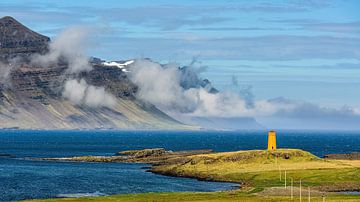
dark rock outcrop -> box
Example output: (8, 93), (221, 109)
(116, 148), (167, 158)
(7, 64), (137, 105)
(9, 65), (67, 104)
(81, 65), (138, 98)
(179, 65), (218, 93)
(324, 152), (360, 160)
(0, 16), (50, 61)
(0, 153), (15, 158)
(37, 148), (214, 165)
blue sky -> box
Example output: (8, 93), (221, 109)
(1, 0), (360, 109)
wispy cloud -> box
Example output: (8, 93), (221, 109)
(190, 27), (285, 31)
(31, 26), (94, 73)
(100, 35), (360, 61)
(63, 79), (116, 108)
(128, 59), (360, 130)
(273, 62), (360, 70)
(0, 4), (234, 31)
(0, 0), (333, 32)
(268, 19), (360, 34)
(301, 21), (360, 34)
(225, 0), (332, 13)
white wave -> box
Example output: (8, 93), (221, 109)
(57, 191), (107, 198)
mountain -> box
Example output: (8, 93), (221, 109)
(0, 16), (50, 61)
(0, 16), (191, 130)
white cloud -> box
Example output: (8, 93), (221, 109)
(62, 79), (87, 104)
(0, 62), (13, 86)
(0, 57), (23, 87)
(85, 85), (116, 107)
(128, 59), (271, 117)
(31, 26), (93, 73)
(128, 59), (360, 122)
(63, 79), (116, 108)
(129, 59), (198, 113)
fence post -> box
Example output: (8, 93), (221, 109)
(279, 166), (282, 181)
(291, 178), (293, 200)
(285, 170), (287, 188)
(300, 179), (302, 202)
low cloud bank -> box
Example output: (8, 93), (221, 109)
(63, 79), (116, 108)
(32, 26), (115, 108)
(268, 97), (359, 119)
(128, 59), (360, 129)
(0, 62), (13, 86)
(1, 26), (93, 87)
(129, 59), (197, 113)
(127, 59), (301, 117)
(0, 57), (24, 87)
(129, 59), (249, 117)
(31, 26), (93, 74)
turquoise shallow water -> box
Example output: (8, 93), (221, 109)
(0, 130), (359, 201)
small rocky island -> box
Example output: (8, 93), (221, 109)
(0, 153), (14, 158)
(38, 148), (214, 165)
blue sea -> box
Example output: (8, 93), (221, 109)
(0, 130), (359, 201)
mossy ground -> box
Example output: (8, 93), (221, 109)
(25, 149), (360, 201)
(24, 191), (360, 202)
(152, 149), (360, 188)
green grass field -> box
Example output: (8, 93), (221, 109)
(25, 149), (360, 202)
(25, 191), (360, 202)
(152, 149), (360, 190)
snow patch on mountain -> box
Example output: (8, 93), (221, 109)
(101, 60), (134, 72)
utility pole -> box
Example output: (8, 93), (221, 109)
(300, 179), (302, 202)
(279, 166), (281, 181)
(291, 178), (293, 200)
(284, 170), (287, 188)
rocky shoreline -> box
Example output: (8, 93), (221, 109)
(36, 148), (214, 165)
(324, 152), (360, 160)
(35, 148), (230, 184)
(32, 148), (360, 194)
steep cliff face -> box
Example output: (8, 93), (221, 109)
(0, 16), (50, 61)
(0, 17), (190, 130)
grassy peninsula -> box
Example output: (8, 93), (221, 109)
(26, 148), (360, 202)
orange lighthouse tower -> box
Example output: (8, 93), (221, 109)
(267, 130), (277, 151)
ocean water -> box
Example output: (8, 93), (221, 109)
(0, 130), (359, 201)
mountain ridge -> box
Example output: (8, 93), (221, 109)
(0, 16), (264, 130)
(0, 16), (50, 61)
(0, 16), (192, 130)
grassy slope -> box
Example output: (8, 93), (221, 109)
(25, 191), (360, 202)
(25, 149), (360, 202)
(152, 149), (360, 189)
